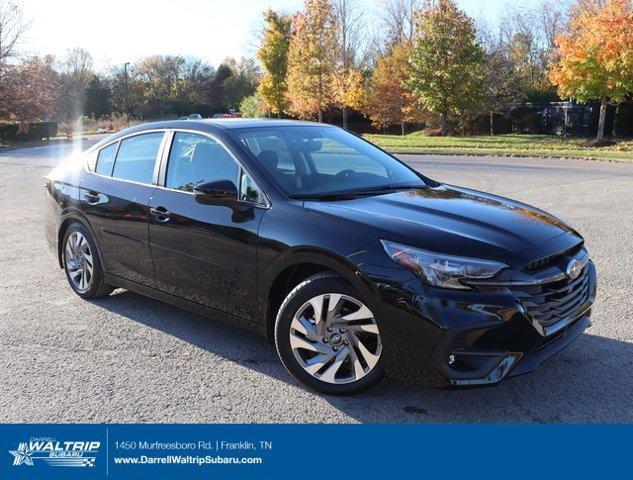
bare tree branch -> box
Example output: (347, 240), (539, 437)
(334, 0), (367, 68)
(379, 0), (422, 46)
(0, 0), (29, 71)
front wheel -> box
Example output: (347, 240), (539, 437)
(274, 273), (385, 395)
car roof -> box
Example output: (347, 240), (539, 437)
(87, 119), (335, 153)
(200, 118), (331, 129)
(132, 118), (329, 132)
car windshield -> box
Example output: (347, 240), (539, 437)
(230, 126), (426, 198)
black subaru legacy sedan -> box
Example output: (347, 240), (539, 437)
(44, 119), (597, 394)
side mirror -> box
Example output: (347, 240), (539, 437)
(193, 180), (238, 205)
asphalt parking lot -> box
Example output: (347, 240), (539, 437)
(1, 138), (632, 423)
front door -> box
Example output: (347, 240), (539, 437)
(148, 131), (266, 322)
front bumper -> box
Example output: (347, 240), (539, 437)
(373, 260), (597, 387)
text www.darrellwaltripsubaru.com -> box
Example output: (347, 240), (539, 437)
(113, 455), (263, 466)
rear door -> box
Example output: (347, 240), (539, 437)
(148, 131), (266, 322)
(81, 131), (167, 286)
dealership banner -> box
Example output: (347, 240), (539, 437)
(0, 424), (627, 479)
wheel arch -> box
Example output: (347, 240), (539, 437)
(56, 211), (101, 269)
(261, 248), (377, 342)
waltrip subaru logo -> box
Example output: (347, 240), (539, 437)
(9, 437), (100, 468)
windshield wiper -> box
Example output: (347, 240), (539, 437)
(349, 183), (426, 194)
(291, 183), (426, 200)
(290, 192), (360, 200)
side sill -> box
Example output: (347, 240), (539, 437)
(104, 273), (266, 337)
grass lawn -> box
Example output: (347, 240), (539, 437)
(364, 133), (633, 161)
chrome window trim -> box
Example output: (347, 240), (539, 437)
(94, 140), (121, 177)
(83, 129), (168, 189)
(158, 128), (271, 209)
(82, 127), (271, 209)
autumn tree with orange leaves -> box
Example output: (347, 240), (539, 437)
(0, 56), (59, 126)
(286, 0), (338, 122)
(363, 42), (426, 135)
(549, 0), (633, 139)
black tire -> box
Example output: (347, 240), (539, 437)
(62, 222), (113, 299)
(274, 273), (385, 395)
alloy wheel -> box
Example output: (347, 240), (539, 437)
(64, 231), (94, 293)
(289, 293), (382, 385)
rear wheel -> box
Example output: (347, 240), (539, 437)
(274, 273), (385, 395)
(62, 222), (113, 299)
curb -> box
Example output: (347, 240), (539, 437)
(0, 134), (105, 152)
(386, 150), (633, 163)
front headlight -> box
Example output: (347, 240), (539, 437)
(381, 240), (508, 289)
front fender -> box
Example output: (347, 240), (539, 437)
(264, 246), (377, 294)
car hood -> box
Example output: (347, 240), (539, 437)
(305, 185), (578, 264)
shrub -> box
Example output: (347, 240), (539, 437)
(0, 123), (19, 143)
(0, 121), (57, 143)
(240, 93), (267, 118)
(613, 101), (633, 138)
(71, 114), (131, 134)
(522, 112), (540, 133)
(422, 127), (443, 136)
(492, 115), (513, 134)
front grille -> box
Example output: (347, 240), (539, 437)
(524, 243), (583, 272)
(509, 266), (590, 327)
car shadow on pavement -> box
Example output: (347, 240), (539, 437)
(92, 290), (633, 423)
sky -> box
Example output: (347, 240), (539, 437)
(17, 0), (543, 71)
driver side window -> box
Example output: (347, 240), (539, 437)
(166, 133), (239, 192)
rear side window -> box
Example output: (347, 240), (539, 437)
(166, 133), (239, 192)
(112, 132), (164, 184)
(95, 142), (118, 176)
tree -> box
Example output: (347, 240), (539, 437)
(286, 0), (338, 121)
(0, 0), (29, 118)
(483, 47), (522, 134)
(220, 57), (261, 110)
(332, 0), (366, 128)
(364, 42), (426, 135)
(136, 55), (184, 116)
(549, 0), (633, 139)
(109, 64), (145, 118)
(0, 0), (28, 74)
(205, 62), (233, 111)
(0, 55), (59, 125)
(333, 67), (365, 128)
(57, 48), (95, 122)
(84, 75), (112, 118)
(408, 0), (485, 135)
(257, 9), (292, 117)
(240, 92), (267, 118)
(176, 57), (214, 106)
(379, 0), (421, 47)
(499, 1), (570, 100)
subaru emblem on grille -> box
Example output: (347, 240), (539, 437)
(566, 258), (584, 279)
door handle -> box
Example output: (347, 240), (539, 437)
(84, 190), (108, 205)
(150, 206), (171, 222)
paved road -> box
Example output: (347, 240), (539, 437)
(1, 139), (632, 423)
